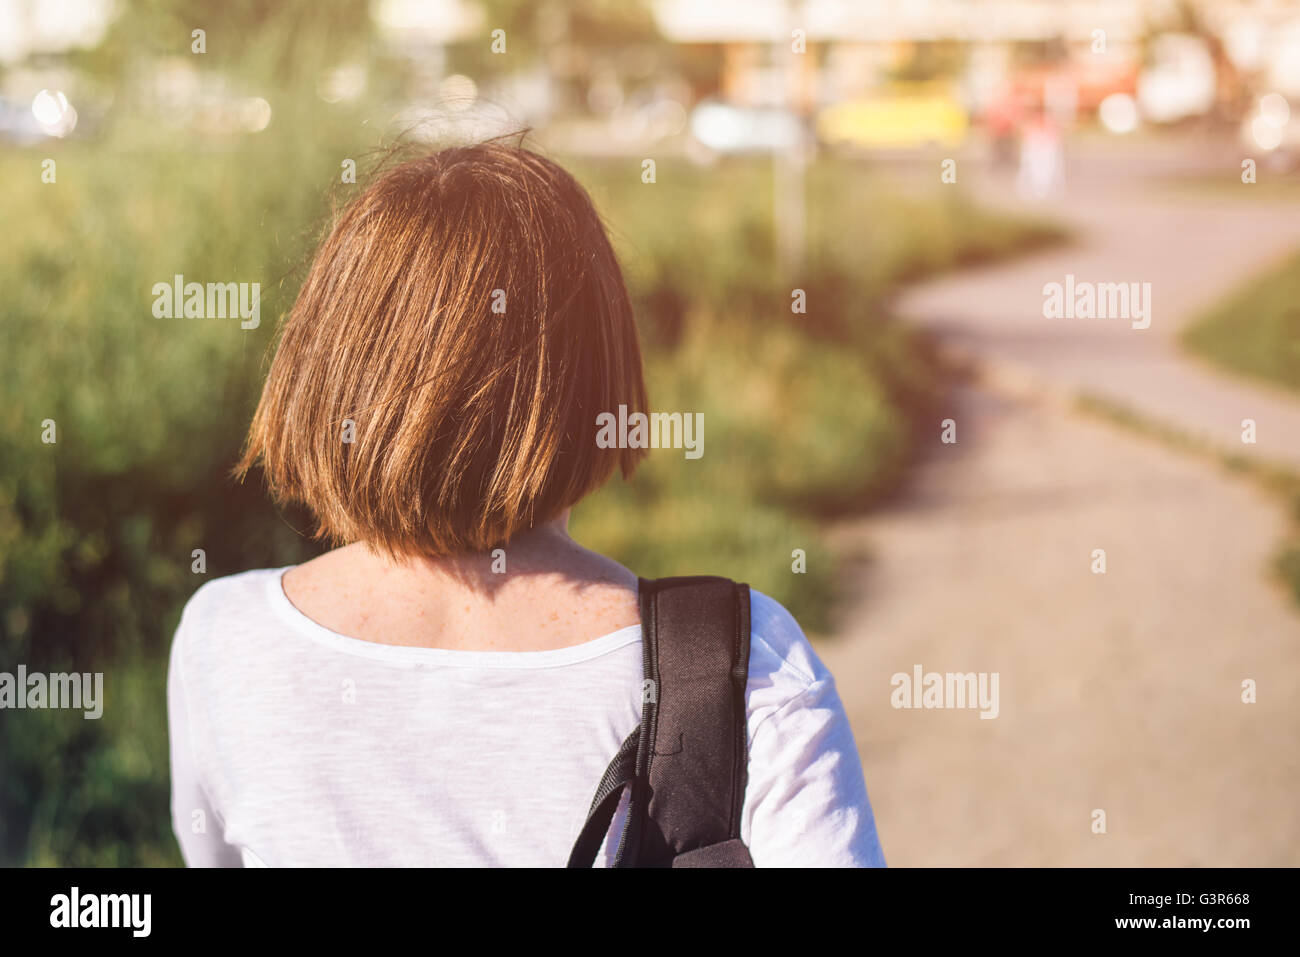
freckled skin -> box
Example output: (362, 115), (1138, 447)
(281, 510), (641, 652)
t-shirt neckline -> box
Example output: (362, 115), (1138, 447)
(265, 566), (643, 669)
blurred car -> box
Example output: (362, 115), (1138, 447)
(816, 83), (968, 150)
(688, 99), (806, 154)
(1137, 33), (1216, 123)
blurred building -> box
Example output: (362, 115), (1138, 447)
(651, 0), (1300, 153)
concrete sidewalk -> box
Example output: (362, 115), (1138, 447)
(894, 176), (1300, 468)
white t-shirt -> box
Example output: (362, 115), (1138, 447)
(167, 567), (885, 867)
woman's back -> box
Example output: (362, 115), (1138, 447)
(168, 542), (884, 866)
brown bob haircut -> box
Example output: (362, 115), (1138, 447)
(237, 142), (648, 556)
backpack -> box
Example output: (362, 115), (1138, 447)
(566, 576), (754, 868)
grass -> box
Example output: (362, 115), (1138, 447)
(1175, 241), (1300, 602)
(1076, 394), (1300, 609)
(1182, 251), (1300, 396)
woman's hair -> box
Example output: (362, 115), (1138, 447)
(236, 142), (648, 556)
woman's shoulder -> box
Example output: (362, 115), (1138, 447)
(166, 568), (294, 726)
(180, 566), (286, 620)
(172, 567), (289, 660)
(744, 588), (835, 709)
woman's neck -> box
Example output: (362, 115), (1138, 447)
(280, 513), (641, 651)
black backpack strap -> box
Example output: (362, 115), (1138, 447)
(567, 575), (753, 868)
(565, 727), (639, 868)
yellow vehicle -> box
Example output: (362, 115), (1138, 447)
(817, 83), (968, 150)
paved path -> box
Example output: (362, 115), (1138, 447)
(901, 166), (1300, 468)
(819, 151), (1300, 866)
